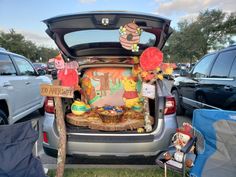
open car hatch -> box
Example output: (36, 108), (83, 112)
(44, 11), (173, 59)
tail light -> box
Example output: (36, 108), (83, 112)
(164, 96), (176, 115)
(43, 132), (49, 143)
(44, 97), (55, 113)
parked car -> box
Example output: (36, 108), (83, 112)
(33, 62), (48, 75)
(47, 58), (55, 74)
(0, 50), (51, 124)
(171, 45), (236, 115)
(42, 11), (177, 158)
(164, 69), (188, 80)
(177, 63), (187, 70)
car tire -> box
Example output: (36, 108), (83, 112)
(38, 107), (45, 116)
(0, 109), (8, 125)
(172, 90), (185, 115)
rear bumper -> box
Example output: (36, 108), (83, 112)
(43, 112), (177, 157)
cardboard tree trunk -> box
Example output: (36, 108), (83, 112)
(40, 80), (74, 177)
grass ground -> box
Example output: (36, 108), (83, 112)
(48, 168), (181, 177)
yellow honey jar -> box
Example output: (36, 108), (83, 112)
(71, 101), (87, 115)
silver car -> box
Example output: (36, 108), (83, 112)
(0, 50), (51, 124)
(42, 11), (177, 158)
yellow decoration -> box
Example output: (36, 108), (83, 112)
(155, 67), (161, 72)
(71, 100), (87, 115)
(137, 127), (145, 133)
(156, 74), (164, 80)
(141, 71), (148, 78)
(133, 56), (139, 64)
(85, 104), (91, 111)
(132, 65), (142, 77)
(132, 103), (143, 112)
(122, 77), (140, 108)
(164, 67), (173, 75)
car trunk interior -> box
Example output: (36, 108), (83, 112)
(61, 57), (160, 134)
(42, 12), (174, 140)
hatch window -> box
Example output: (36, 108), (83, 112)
(64, 29), (156, 47)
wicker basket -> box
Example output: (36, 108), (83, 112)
(99, 112), (124, 123)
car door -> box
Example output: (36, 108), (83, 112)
(0, 53), (25, 119)
(207, 49), (236, 109)
(179, 53), (216, 108)
(228, 56), (236, 110)
(11, 55), (41, 111)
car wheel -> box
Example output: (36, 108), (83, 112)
(38, 106), (45, 116)
(0, 109), (8, 125)
(172, 90), (185, 115)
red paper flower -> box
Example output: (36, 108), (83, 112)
(140, 47), (163, 71)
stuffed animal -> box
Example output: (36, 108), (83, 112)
(164, 123), (196, 168)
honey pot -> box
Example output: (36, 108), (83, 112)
(71, 100), (87, 115)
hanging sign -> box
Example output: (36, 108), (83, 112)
(40, 84), (74, 98)
(141, 83), (155, 99)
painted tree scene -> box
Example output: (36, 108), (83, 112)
(81, 67), (141, 107)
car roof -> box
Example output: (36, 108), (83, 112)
(200, 45), (236, 59)
(0, 49), (26, 58)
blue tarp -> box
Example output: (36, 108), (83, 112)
(190, 109), (236, 177)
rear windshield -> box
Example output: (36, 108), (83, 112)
(64, 29), (156, 47)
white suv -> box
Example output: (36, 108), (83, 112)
(0, 49), (51, 124)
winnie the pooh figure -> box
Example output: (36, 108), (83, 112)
(122, 77), (140, 108)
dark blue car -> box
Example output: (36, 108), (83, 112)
(171, 45), (236, 115)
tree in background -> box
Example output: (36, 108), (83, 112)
(164, 9), (236, 64)
(0, 29), (58, 62)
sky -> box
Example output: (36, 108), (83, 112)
(0, 0), (235, 48)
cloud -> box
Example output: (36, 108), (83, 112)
(20, 30), (57, 48)
(179, 13), (199, 23)
(156, 0), (236, 15)
(154, 0), (236, 28)
(79, 0), (96, 4)
(0, 27), (57, 48)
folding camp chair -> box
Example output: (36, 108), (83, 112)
(0, 120), (47, 177)
(155, 124), (197, 177)
(156, 109), (236, 177)
(190, 109), (236, 177)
